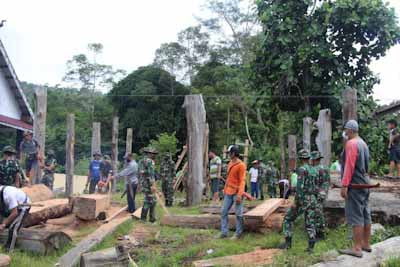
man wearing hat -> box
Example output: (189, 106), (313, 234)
(19, 131), (40, 180)
(311, 150), (330, 240)
(160, 152), (175, 207)
(111, 153), (138, 213)
(40, 150), (57, 190)
(265, 160), (278, 198)
(86, 152), (102, 194)
(138, 147), (158, 222)
(338, 120), (371, 258)
(249, 160), (259, 198)
(278, 149), (317, 253)
(0, 146), (23, 187)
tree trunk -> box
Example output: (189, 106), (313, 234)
(183, 95), (206, 206)
(279, 134), (286, 179)
(315, 109), (332, 166)
(81, 248), (128, 267)
(342, 88), (357, 124)
(23, 198), (71, 227)
(303, 117), (313, 152)
(0, 229), (71, 255)
(111, 117), (119, 192)
(65, 114), (75, 197)
(22, 184), (54, 202)
(244, 139), (250, 166)
(33, 86), (47, 184)
(125, 128), (133, 156)
(203, 123), (210, 194)
(91, 122), (101, 159)
(288, 135), (297, 171)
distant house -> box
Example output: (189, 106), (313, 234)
(0, 39), (33, 139)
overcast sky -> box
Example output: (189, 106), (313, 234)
(1, 0), (399, 104)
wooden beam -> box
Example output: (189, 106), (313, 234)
(23, 198), (71, 227)
(201, 205), (250, 215)
(33, 86), (47, 184)
(22, 184), (54, 202)
(111, 116), (119, 192)
(288, 135), (297, 171)
(303, 117), (313, 151)
(65, 114), (75, 197)
(342, 88), (357, 124)
(72, 194), (110, 221)
(315, 109), (332, 166)
(91, 122), (101, 159)
(125, 128), (133, 155)
(243, 198), (284, 223)
(173, 162), (188, 191)
(174, 145), (187, 171)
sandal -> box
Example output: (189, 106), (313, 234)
(338, 249), (363, 258)
(362, 247), (372, 253)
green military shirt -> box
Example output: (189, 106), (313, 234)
(0, 159), (21, 186)
(160, 157), (175, 181)
(44, 157), (57, 174)
(315, 164), (330, 200)
(296, 164), (317, 203)
(138, 156), (155, 194)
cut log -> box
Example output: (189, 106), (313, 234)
(312, 236), (400, 267)
(131, 207), (142, 220)
(72, 194), (110, 220)
(65, 114), (75, 197)
(200, 205), (250, 215)
(22, 184), (54, 202)
(104, 205), (128, 223)
(315, 109), (332, 166)
(303, 117), (313, 152)
(193, 249), (281, 267)
(80, 247), (127, 267)
(33, 86), (47, 184)
(58, 214), (130, 267)
(0, 229), (71, 255)
(244, 198), (284, 223)
(288, 135), (297, 171)
(0, 254), (10, 267)
(23, 198), (72, 227)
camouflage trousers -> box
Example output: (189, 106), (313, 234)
(143, 193), (156, 209)
(41, 173), (54, 190)
(162, 178), (174, 204)
(258, 180), (265, 199)
(282, 195), (317, 240)
(315, 196), (326, 233)
(267, 179), (277, 198)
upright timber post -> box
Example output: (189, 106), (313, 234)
(315, 109), (332, 166)
(183, 95), (206, 206)
(244, 139), (249, 165)
(111, 117), (119, 192)
(288, 135), (297, 171)
(342, 88), (357, 124)
(91, 122), (101, 159)
(222, 145), (227, 159)
(125, 128), (133, 156)
(65, 114), (75, 197)
(33, 86), (47, 184)
(203, 123), (210, 195)
(303, 117), (313, 152)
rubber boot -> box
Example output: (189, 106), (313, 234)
(149, 205), (156, 223)
(306, 239), (316, 253)
(140, 208), (149, 221)
(316, 232), (326, 241)
(278, 237), (292, 249)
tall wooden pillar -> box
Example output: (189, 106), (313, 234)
(125, 128), (133, 156)
(303, 117), (313, 152)
(91, 122), (101, 159)
(111, 117), (119, 192)
(65, 114), (75, 197)
(244, 139), (249, 165)
(315, 109), (332, 166)
(33, 86), (47, 184)
(288, 135), (297, 171)
(342, 88), (357, 124)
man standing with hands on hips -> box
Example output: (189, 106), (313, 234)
(218, 145), (246, 240)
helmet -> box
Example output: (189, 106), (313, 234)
(2, 146), (16, 154)
(310, 151), (323, 160)
(227, 145), (240, 156)
(143, 147), (158, 154)
(298, 149), (310, 159)
(47, 149), (55, 156)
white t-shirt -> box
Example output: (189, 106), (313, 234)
(249, 167), (258, 183)
(209, 156), (222, 179)
(0, 186), (30, 211)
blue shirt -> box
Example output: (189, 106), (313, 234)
(89, 160), (101, 182)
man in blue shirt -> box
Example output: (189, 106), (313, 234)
(86, 152), (102, 194)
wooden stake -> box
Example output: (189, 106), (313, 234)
(174, 145), (187, 171)
(203, 123), (210, 194)
(244, 139), (249, 165)
(33, 86), (47, 184)
(111, 116), (119, 192)
(125, 128), (133, 156)
(65, 114), (75, 197)
(303, 117), (313, 152)
(342, 88), (357, 124)
(223, 145), (227, 159)
(288, 135), (297, 171)
(315, 109), (332, 166)
(91, 122), (101, 159)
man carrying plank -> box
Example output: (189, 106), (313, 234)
(0, 185), (31, 252)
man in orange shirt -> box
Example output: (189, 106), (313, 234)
(218, 145), (247, 239)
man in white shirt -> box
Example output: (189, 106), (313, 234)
(249, 160), (259, 198)
(0, 185), (30, 252)
(209, 151), (222, 202)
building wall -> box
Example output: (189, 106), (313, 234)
(0, 68), (22, 120)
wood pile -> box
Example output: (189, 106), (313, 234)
(23, 198), (72, 227)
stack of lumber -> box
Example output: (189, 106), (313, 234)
(24, 198), (72, 227)
(72, 194), (110, 220)
(243, 198), (284, 227)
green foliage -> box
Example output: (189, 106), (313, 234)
(74, 157), (90, 176)
(149, 132), (178, 156)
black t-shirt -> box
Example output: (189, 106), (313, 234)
(390, 128), (400, 148)
(100, 161), (113, 178)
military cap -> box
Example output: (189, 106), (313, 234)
(143, 147), (158, 154)
(298, 149), (311, 159)
(2, 146), (16, 154)
(310, 151), (323, 160)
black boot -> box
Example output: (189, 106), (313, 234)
(316, 232), (326, 241)
(149, 205), (156, 223)
(278, 237), (292, 249)
(306, 239), (315, 253)
(140, 208), (149, 221)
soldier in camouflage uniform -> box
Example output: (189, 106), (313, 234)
(265, 161), (278, 198)
(160, 153), (175, 207)
(311, 151), (330, 240)
(41, 150), (57, 190)
(258, 160), (267, 200)
(0, 146), (23, 187)
(138, 147), (158, 222)
(278, 149), (318, 253)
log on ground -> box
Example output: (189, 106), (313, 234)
(81, 247), (128, 267)
(312, 236), (400, 267)
(72, 194), (110, 220)
(200, 205), (251, 215)
(22, 184), (54, 202)
(0, 229), (71, 255)
(243, 198), (284, 224)
(23, 198), (72, 227)
(193, 249), (281, 267)
(0, 254), (10, 267)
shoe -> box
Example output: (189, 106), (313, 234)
(316, 232), (326, 241)
(140, 208), (149, 221)
(338, 249), (363, 258)
(216, 233), (228, 239)
(277, 237), (292, 249)
(305, 240), (315, 253)
(362, 247), (372, 253)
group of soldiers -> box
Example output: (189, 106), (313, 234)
(254, 160), (279, 200)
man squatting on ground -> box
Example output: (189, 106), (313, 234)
(219, 145), (246, 239)
(0, 185), (30, 252)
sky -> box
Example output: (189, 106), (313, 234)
(0, 0), (399, 104)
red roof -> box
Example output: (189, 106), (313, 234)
(0, 114), (33, 131)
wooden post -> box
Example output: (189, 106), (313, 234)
(315, 109), (332, 166)
(91, 122), (101, 159)
(342, 88), (357, 124)
(279, 134), (286, 179)
(33, 86), (47, 184)
(125, 128), (133, 156)
(303, 117), (313, 152)
(222, 145), (227, 159)
(183, 95), (206, 206)
(111, 117), (119, 192)
(244, 139), (249, 165)
(288, 135), (297, 171)
(65, 114), (75, 197)
(203, 123), (210, 195)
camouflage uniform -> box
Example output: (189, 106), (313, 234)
(160, 153), (175, 207)
(139, 147), (157, 222)
(0, 146), (23, 187)
(280, 149), (317, 252)
(258, 162), (267, 200)
(266, 161), (278, 198)
(41, 151), (57, 190)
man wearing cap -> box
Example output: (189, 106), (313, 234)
(311, 151), (330, 240)
(112, 153), (138, 213)
(249, 160), (259, 198)
(209, 151), (222, 202)
(278, 149), (317, 253)
(40, 150), (57, 190)
(86, 152), (102, 194)
(0, 146), (23, 187)
(266, 161), (278, 198)
(219, 145), (246, 240)
(160, 152), (175, 207)
(338, 120), (371, 258)
(19, 131), (40, 180)
(138, 147), (158, 222)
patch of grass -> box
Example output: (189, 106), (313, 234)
(382, 257), (400, 267)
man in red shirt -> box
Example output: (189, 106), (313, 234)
(218, 145), (246, 239)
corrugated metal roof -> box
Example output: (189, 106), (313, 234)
(0, 114), (33, 131)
